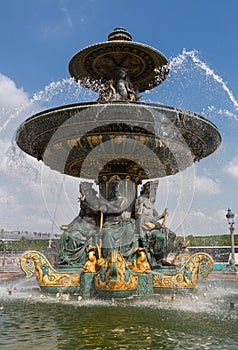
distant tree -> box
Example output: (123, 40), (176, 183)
(0, 240), (4, 251)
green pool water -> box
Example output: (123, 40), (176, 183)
(0, 279), (237, 349)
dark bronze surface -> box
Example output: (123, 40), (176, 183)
(16, 102), (221, 180)
(69, 32), (169, 93)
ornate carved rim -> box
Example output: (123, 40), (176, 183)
(16, 102), (221, 180)
(69, 41), (169, 93)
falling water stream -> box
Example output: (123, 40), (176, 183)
(1, 50), (238, 349)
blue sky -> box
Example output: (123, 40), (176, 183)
(1, 0), (238, 237)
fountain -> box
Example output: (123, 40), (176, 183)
(16, 28), (221, 298)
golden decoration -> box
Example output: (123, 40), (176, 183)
(83, 246), (105, 273)
(142, 222), (156, 230)
(131, 248), (151, 273)
(95, 250), (138, 291)
(20, 251), (80, 287)
(153, 253), (214, 289)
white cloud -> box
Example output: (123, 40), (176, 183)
(60, 1), (73, 29)
(0, 139), (10, 172)
(0, 74), (38, 137)
(0, 170), (53, 232)
(181, 208), (228, 236)
(225, 155), (238, 180)
(0, 74), (41, 181)
(0, 74), (28, 110)
(163, 207), (229, 236)
(0, 74), (47, 231)
(40, 2), (73, 37)
(194, 175), (221, 195)
(0, 187), (18, 205)
(0, 137), (40, 185)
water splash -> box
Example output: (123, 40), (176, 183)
(31, 77), (97, 104)
(32, 77), (75, 102)
(0, 77), (97, 135)
(169, 49), (238, 120)
(1, 277), (237, 319)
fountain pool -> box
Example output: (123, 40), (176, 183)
(0, 277), (237, 349)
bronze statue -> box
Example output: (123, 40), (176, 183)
(58, 183), (100, 266)
(112, 67), (135, 101)
(135, 181), (176, 266)
(98, 67), (140, 102)
(100, 176), (137, 258)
